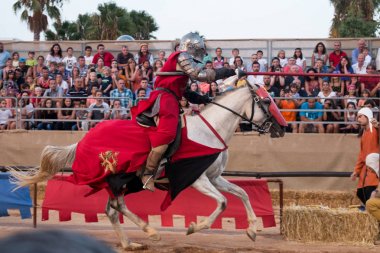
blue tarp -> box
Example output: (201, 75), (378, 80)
(0, 172), (32, 219)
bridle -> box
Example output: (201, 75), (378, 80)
(210, 85), (274, 134)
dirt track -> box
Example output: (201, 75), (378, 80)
(0, 209), (379, 253)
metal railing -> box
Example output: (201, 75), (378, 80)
(0, 95), (379, 131)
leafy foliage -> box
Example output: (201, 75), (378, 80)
(338, 9), (379, 37)
(13, 0), (66, 41)
(44, 2), (159, 40)
(330, 0), (380, 37)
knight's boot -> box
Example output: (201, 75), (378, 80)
(142, 144), (168, 192)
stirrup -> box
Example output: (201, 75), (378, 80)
(142, 175), (154, 191)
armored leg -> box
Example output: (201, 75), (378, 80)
(141, 144), (168, 192)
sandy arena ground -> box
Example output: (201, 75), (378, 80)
(0, 207), (379, 253)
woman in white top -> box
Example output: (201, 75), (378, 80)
(311, 42), (328, 66)
(293, 48), (306, 71)
(317, 81), (337, 104)
(45, 43), (63, 66)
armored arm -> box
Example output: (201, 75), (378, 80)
(178, 52), (235, 82)
(183, 89), (211, 104)
(178, 52), (214, 82)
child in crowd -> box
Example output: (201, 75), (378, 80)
(84, 46), (93, 66)
(341, 102), (359, 133)
(0, 88), (15, 108)
(100, 67), (113, 97)
(2, 58), (13, 79)
(30, 87), (43, 109)
(277, 88), (299, 133)
(344, 84), (358, 108)
(11, 52), (20, 68)
(74, 100), (89, 131)
(277, 50), (288, 67)
(289, 83), (301, 98)
(257, 50), (268, 71)
(57, 62), (68, 81)
(34, 55), (45, 78)
(86, 71), (100, 95)
(0, 98), (15, 130)
(48, 62), (59, 79)
(3, 70), (19, 96)
(363, 47), (372, 66)
(294, 48), (306, 71)
(62, 47), (77, 74)
(86, 86), (98, 107)
(141, 60), (153, 84)
(358, 89), (370, 108)
(331, 76), (344, 97)
(26, 51), (37, 68)
(346, 76), (361, 96)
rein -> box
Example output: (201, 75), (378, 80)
(210, 88), (273, 134)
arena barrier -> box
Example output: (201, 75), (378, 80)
(40, 175), (276, 229)
(0, 172), (32, 219)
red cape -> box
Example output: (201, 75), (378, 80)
(69, 117), (226, 194)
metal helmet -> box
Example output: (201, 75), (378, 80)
(178, 32), (205, 62)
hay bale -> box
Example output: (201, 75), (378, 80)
(282, 205), (379, 245)
(270, 190), (361, 208)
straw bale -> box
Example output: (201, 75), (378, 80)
(282, 205), (379, 245)
(270, 190), (361, 208)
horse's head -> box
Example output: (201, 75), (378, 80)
(244, 82), (287, 138)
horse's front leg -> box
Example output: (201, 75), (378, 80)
(113, 196), (161, 241)
(210, 176), (258, 241)
(105, 197), (146, 250)
(187, 174), (227, 235)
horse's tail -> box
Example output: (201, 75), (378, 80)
(10, 143), (77, 189)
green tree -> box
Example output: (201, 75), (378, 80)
(338, 9), (379, 37)
(128, 10), (158, 40)
(330, 0), (380, 37)
(42, 2), (159, 40)
(94, 2), (125, 40)
(45, 20), (81, 40)
(13, 0), (66, 41)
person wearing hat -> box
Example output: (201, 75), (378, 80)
(366, 153), (380, 218)
(18, 58), (28, 77)
(365, 153), (380, 244)
(351, 107), (379, 206)
(134, 43), (154, 66)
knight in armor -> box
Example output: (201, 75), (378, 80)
(135, 32), (236, 191)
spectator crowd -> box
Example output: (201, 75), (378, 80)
(0, 38), (379, 133)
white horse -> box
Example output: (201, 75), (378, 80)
(11, 79), (286, 250)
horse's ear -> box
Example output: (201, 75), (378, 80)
(247, 80), (259, 92)
(223, 75), (238, 86)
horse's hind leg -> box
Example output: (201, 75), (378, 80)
(113, 196), (161, 241)
(187, 174), (227, 235)
(210, 176), (258, 241)
(105, 197), (147, 250)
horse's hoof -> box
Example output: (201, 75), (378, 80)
(246, 228), (257, 242)
(148, 232), (161, 241)
(186, 222), (196, 235)
(145, 227), (161, 241)
(124, 242), (148, 251)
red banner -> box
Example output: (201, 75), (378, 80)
(42, 176), (275, 229)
